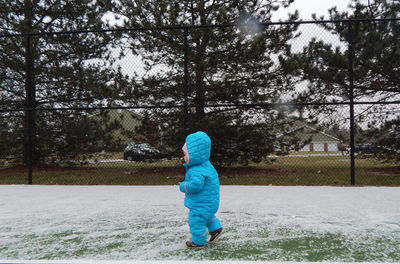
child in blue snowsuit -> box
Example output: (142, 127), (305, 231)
(179, 131), (223, 248)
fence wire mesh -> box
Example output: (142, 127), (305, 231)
(1, 19), (399, 185)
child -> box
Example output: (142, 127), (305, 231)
(179, 131), (223, 249)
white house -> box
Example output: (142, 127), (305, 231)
(277, 124), (341, 153)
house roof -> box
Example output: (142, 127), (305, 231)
(276, 120), (341, 143)
(91, 109), (142, 145)
(300, 125), (340, 142)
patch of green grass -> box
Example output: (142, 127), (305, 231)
(156, 228), (400, 262)
(2, 223), (399, 261)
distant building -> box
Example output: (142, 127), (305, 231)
(298, 128), (340, 152)
(277, 123), (341, 153)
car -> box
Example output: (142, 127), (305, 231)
(354, 144), (375, 154)
(123, 142), (160, 161)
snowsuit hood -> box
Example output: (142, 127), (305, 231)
(185, 131), (211, 167)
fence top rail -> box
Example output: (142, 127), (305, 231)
(1, 18), (399, 38)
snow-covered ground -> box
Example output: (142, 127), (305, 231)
(1, 261), (397, 264)
(1, 185), (399, 263)
(2, 261), (397, 264)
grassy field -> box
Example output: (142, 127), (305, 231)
(0, 154), (399, 186)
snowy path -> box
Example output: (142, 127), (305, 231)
(0, 186), (399, 263)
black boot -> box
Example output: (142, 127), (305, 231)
(185, 241), (205, 249)
(209, 228), (223, 243)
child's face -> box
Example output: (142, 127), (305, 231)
(182, 143), (189, 164)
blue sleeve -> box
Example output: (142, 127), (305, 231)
(179, 172), (205, 194)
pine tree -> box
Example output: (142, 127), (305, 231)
(113, 0), (300, 165)
(290, 0), (399, 125)
(363, 117), (400, 162)
(0, 0), (127, 165)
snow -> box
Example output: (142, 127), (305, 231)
(1, 185), (400, 263)
(0, 261), (395, 264)
(1, 261), (395, 264)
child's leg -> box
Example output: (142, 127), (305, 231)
(206, 214), (222, 233)
(188, 210), (207, 246)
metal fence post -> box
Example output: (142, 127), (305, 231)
(348, 21), (356, 185)
(25, 34), (34, 185)
(183, 27), (189, 137)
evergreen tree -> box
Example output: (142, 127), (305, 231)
(0, 0), (127, 165)
(113, 0), (300, 165)
(360, 117), (400, 162)
(289, 0), (399, 125)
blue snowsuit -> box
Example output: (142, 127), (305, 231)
(179, 131), (222, 246)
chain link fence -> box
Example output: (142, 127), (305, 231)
(1, 19), (399, 185)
